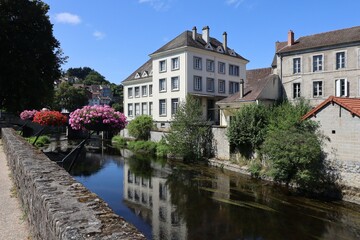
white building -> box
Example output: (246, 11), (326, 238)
(122, 26), (248, 128)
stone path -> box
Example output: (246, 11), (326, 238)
(0, 139), (31, 240)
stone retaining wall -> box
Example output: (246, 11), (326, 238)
(1, 128), (145, 240)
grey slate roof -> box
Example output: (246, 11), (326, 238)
(278, 26), (360, 54)
(217, 68), (275, 103)
(122, 58), (152, 83)
(151, 30), (248, 61)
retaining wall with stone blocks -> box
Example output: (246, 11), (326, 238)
(1, 128), (145, 240)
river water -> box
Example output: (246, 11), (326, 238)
(64, 149), (360, 240)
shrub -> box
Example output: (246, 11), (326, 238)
(26, 135), (50, 147)
(156, 138), (170, 158)
(127, 141), (157, 154)
(127, 115), (153, 140)
(112, 135), (127, 148)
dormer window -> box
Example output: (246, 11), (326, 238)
(134, 72), (140, 79)
(229, 49), (236, 56)
(216, 46), (224, 53)
(205, 43), (213, 50)
(142, 71), (148, 77)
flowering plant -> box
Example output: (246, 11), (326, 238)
(33, 110), (67, 126)
(20, 110), (38, 120)
(69, 105), (127, 131)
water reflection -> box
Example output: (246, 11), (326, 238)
(68, 151), (360, 240)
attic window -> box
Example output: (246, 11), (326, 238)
(216, 46), (224, 53)
(142, 71), (148, 77)
(134, 73), (140, 79)
(205, 43), (213, 50)
(229, 49), (236, 56)
(149, 70), (153, 76)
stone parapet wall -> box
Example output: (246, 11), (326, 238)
(1, 128), (145, 240)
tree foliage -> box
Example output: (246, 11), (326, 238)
(127, 115), (154, 140)
(0, 0), (65, 113)
(53, 82), (89, 112)
(166, 95), (213, 161)
(66, 67), (92, 80)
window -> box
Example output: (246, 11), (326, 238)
(194, 76), (202, 91)
(149, 102), (153, 116)
(159, 182), (167, 201)
(293, 83), (301, 98)
(142, 102), (147, 115)
(293, 58), (301, 74)
(135, 103), (140, 116)
(206, 59), (214, 72)
(335, 79), (348, 97)
(171, 57), (179, 70)
(218, 79), (225, 93)
(149, 84), (153, 96)
(128, 104), (133, 116)
(171, 76), (179, 91)
(218, 62), (225, 74)
(135, 87), (140, 97)
(159, 99), (166, 116)
(207, 78), (214, 92)
(171, 98), (179, 115)
(128, 88), (133, 98)
(159, 60), (166, 72)
(229, 64), (239, 76)
(313, 55), (323, 72)
(142, 85), (147, 96)
(313, 81), (323, 98)
(193, 57), (202, 70)
(159, 78), (166, 92)
(336, 52), (346, 69)
(229, 81), (239, 94)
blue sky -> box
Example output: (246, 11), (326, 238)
(45, 0), (360, 84)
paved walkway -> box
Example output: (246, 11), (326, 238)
(0, 139), (31, 240)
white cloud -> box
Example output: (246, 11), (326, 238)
(226, 0), (245, 8)
(138, 0), (173, 11)
(93, 31), (106, 40)
(54, 12), (81, 25)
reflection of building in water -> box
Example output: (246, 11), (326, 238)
(123, 162), (187, 240)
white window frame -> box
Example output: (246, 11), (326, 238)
(128, 88), (133, 98)
(141, 102), (148, 115)
(293, 82), (301, 98)
(135, 103), (140, 116)
(171, 57), (179, 70)
(159, 99), (166, 116)
(159, 60), (167, 72)
(149, 102), (153, 116)
(218, 79), (225, 93)
(149, 84), (153, 96)
(194, 76), (202, 91)
(171, 98), (179, 115)
(193, 56), (202, 70)
(135, 87), (140, 98)
(335, 78), (348, 97)
(159, 78), (166, 92)
(229, 64), (239, 76)
(206, 59), (215, 72)
(207, 78), (214, 92)
(142, 85), (147, 97)
(313, 80), (323, 98)
(171, 76), (179, 91)
(128, 104), (133, 117)
(312, 54), (323, 72)
(335, 51), (346, 70)
(293, 57), (301, 74)
(218, 62), (225, 74)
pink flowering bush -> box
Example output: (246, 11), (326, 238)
(69, 105), (127, 131)
(20, 109), (38, 120)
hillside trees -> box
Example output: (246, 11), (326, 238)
(0, 0), (65, 113)
(53, 82), (89, 112)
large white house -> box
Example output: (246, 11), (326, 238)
(122, 26), (248, 128)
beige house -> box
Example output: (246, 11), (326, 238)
(122, 26), (248, 128)
(274, 26), (360, 106)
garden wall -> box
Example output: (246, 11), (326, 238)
(1, 128), (145, 240)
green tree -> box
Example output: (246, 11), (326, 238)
(66, 67), (92, 80)
(166, 95), (213, 161)
(0, 0), (65, 113)
(226, 104), (270, 158)
(82, 70), (109, 85)
(53, 82), (88, 112)
(127, 115), (154, 140)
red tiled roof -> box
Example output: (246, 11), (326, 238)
(302, 96), (360, 120)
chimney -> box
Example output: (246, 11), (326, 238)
(222, 32), (227, 51)
(192, 26), (197, 40)
(288, 30), (294, 46)
(239, 79), (244, 98)
(202, 26), (210, 43)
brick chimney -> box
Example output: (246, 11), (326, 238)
(288, 30), (294, 46)
(222, 32), (227, 52)
(202, 26), (210, 43)
(192, 26), (197, 41)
